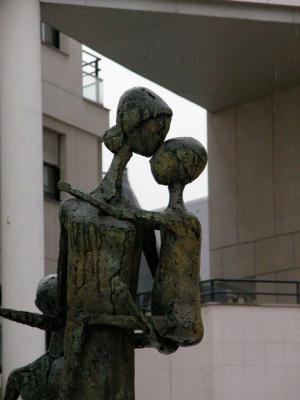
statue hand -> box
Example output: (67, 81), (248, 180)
(58, 181), (72, 192)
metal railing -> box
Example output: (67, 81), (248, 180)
(137, 279), (300, 309)
(200, 279), (300, 305)
(82, 49), (103, 104)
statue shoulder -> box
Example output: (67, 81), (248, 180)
(59, 197), (76, 213)
(58, 197), (83, 225)
(186, 212), (201, 236)
(178, 210), (201, 237)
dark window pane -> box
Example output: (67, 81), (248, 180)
(43, 163), (60, 201)
(41, 23), (60, 49)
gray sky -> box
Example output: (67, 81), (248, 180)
(99, 52), (207, 210)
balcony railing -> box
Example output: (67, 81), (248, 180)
(200, 279), (300, 305)
(137, 279), (300, 310)
(82, 49), (103, 105)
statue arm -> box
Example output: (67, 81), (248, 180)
(0, 308), (56, 331)
(58, 181), (165, 227)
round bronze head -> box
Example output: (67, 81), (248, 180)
(35, 274), (58, 315)
(114, 87), (172, 157)
(150, 137), (207, 186)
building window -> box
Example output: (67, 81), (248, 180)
(43, 163), (60, 201)
(41, 22), (60, 49)
(43, 129), (60, 201)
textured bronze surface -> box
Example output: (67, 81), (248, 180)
(59, 137), (207, 348)
(57, 87), (172, 400)
(1, 88), (207, 400)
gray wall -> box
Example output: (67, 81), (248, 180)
(208, 86), (300, 284)
(136, 304), (300, 400)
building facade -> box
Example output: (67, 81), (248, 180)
(41, 27), (108, 278)
(208, 88), (300, 286)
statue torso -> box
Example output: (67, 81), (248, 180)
(152, 210), (203, 345)
(60, 197), (142, 318)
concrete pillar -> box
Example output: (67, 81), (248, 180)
(0, 0), (45, 384)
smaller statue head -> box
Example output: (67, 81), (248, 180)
(35, 274), (58, 315)
(104, 87), (172, 157)
(150, 137), (207, 186)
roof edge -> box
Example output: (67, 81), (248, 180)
(41, 0), (300, 24)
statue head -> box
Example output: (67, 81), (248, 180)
(104, 87), (172, 157)
(35, 274), (58, 315)
(150, 137), (207, 186)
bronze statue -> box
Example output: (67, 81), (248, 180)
(57, 87), (173, 400)
(1, 87), (207, 400)
(59, 137), (207, 347)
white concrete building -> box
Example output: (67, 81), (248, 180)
(1, 1), (300, 399)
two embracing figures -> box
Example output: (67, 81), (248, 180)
(1, 88), (207, 400)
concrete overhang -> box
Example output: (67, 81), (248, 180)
(41, 0), (300, 111)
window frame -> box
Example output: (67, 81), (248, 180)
(43, 161), (60, 202)
(41, 22), (60, 50)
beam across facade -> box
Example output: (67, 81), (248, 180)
(41, 0), (300, 23)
